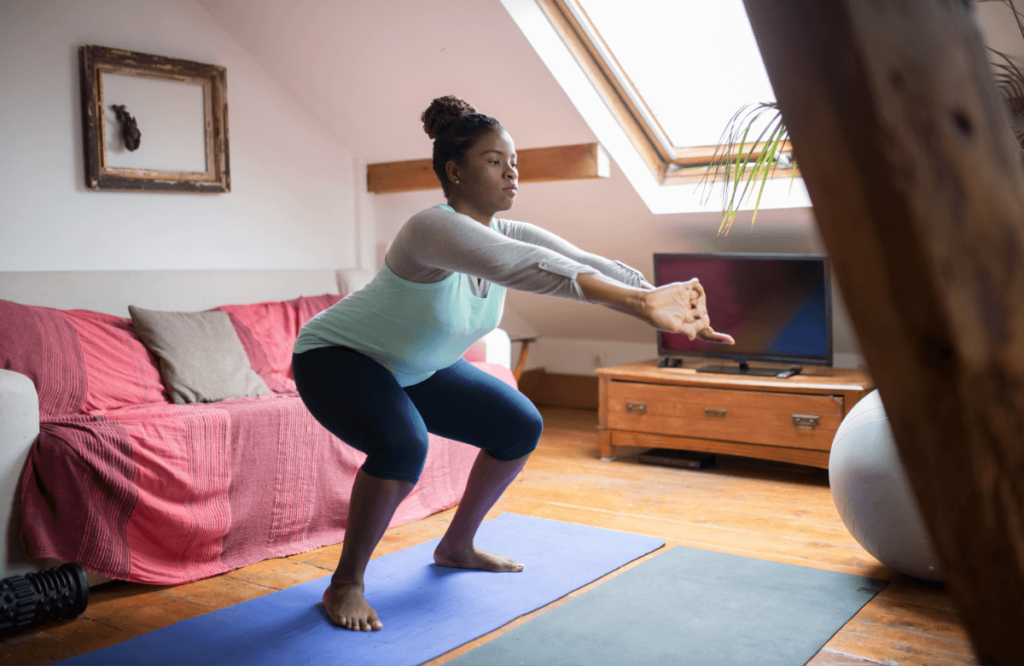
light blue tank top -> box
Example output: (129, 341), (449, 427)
(293, 205), (506, 386)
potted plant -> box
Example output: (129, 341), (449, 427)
(698, 101), (795, 236)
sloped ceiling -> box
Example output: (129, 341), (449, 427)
(194, 0), (594, 162)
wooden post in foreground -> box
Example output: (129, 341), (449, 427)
(741, 1), (1024, 663)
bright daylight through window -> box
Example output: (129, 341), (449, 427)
(577, 0), (776, 150)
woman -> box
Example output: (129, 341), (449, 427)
(292, 95), (734, 632)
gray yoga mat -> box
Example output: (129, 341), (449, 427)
(450, 545), (887, 666)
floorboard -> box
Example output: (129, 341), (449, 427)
(0, 407), (977, 666)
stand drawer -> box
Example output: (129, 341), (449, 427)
(606, 381), (844, 451)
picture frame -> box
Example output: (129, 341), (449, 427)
(79, 45), (230, 192)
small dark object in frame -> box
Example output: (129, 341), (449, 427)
(638, 448), (716, 470)
(79, 45), (230, 192)
(0, 563), (89, 637)
(111, 104), (141, 151)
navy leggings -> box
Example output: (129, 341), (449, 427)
(292, 346), (543, 484)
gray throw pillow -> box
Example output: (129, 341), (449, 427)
(129, 305), (271, 405)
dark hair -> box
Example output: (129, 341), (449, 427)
(421, 96), (504, 196)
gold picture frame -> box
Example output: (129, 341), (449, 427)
(79, 45), (230, 192)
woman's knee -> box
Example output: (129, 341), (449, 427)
(362, 429), (430, 483)
(522, 404), (544, 452)
(492, 402), (543, 461)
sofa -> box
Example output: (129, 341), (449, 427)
(0, 268), (514, 586)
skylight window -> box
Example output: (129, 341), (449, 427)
(501, 0), (811, 214)
(577, 0), (776, 149)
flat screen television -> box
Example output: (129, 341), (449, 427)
(654, 253), (832, 376)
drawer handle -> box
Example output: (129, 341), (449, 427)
(626, 402), (647, 415)
(705, 408), (727, 418)
(792, 415), (819, 430)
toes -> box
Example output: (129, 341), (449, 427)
(434, 546), (524, 573)
(328, 611), (369, 629)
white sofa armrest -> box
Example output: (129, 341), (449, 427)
(335, 268), (375, 295)
(480, 328), (512, 371)
(0, 369), (42, 579)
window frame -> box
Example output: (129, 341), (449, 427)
(535, 0), (794, 186)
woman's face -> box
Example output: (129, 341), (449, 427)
(448, 129), (518, 214)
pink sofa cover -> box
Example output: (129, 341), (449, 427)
(1, 295), (513, 585)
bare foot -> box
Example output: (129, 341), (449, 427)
(322, 582), (383, 631)
(433, 540), (524, 572)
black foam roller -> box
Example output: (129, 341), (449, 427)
(0, 563), (89, 637)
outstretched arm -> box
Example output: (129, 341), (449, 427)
(389, 207), (731, 342)
(497, 218), (654, 290)
(577, 273), (735, 344)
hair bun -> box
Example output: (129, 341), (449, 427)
(421, 95), (478, 140)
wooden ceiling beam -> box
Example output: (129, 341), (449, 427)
(742, 1), (1024, 663)
(366, 142), (610, 194)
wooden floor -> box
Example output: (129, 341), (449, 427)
(2, 407), (977, 666)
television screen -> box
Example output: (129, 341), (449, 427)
(655, 253), (832, 367)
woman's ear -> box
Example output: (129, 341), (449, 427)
(445, 160), (461, 186)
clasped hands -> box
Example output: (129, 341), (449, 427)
(643, 278), (735, 344)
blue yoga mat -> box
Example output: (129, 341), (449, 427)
(449, 545), (888, 666)
(57, 514), (665, 666)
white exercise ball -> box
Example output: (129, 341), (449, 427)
(829, 390), (943, 581)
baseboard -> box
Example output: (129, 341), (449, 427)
(518, 368), (598, 410)
(517, 368), (545, 396)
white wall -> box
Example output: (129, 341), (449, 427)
(0, 0), (372, 272)
(18, 1), (1011, 375)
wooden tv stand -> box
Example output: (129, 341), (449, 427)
(595, 359), (874, 469)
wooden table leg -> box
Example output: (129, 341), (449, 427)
(597, 374), (615, 460)
(598, 428), (615, 461)
(512, 340), (533, 383)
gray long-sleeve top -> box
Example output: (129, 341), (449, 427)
(386, 204), (653, 297)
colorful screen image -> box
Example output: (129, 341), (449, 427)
(655, 254), (831, 364)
